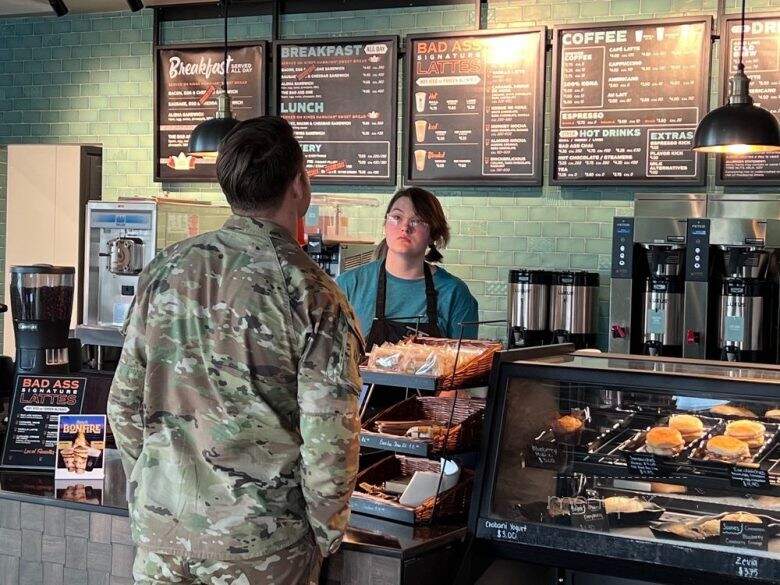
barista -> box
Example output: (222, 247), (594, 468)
(337, 187), (478, 350)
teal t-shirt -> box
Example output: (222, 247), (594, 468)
(336, 260), (479, 339)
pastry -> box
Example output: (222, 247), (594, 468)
(668, 414), (705, 443)
(709, 404), (757, 418)
(705, 435), (750, 462)
(650, 482), (687, 494)
(552, 415), (584, 434)
(701, 512), (762, 537)
(604, 496), (644, 514)
(764, 408), (780, 421)
(724, 419), (766, 448)
(645, 426), (685, 456)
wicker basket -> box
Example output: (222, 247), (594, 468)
(363, 396), (485, 455)
(351, 454), (473, 524)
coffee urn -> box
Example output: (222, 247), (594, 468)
(717, 247), (772, 362)
(550, 271), (599, 349)
(507, 269), (551, 348)
(9, 265), (75, 375)
(641, 245), (685, 357)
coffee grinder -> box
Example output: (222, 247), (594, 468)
(9, 265), (75, 375)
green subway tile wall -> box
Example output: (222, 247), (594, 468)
(1, 1), (780, 347)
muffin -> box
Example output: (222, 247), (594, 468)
(725, 419), (766, 448)
(553, 415), (584, 434)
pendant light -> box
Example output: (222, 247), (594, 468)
(188, 0), (239, 157)
(692, 0), (780, 154)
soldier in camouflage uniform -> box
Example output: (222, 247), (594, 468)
(108, 116), (363, 585)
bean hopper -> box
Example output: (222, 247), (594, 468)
(9, 265), (75, 375)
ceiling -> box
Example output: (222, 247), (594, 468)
(0, 0), (218, 17)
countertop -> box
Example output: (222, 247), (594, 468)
(0, 450), (466, 559)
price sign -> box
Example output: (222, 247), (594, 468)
(570, 498), (610, 532)
(483, 519), (528, 543)
(733, 555), (764, 580)
(721, 522), (768, 551)
(529, 443), (560, 468)
(625, 451), (667, 477)
(730, 466), (770, 490)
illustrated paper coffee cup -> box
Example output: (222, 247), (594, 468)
(634, 29), (643, 43)
(415, 120), (428, 143)
(414, 149), (427, 172)
(415, 91), (427, 113)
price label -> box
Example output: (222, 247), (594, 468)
(730, 466), (770, 490)
(484, 520), (527, 543)
(733, 555), (763, 580)
(570, 498), (610, 532)
(529, 443), (560, 468)
(721, 522), (768, 551)
(624, 451), (667, 477)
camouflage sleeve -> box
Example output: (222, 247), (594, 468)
(297, 305), (362, 557)
(107, 293), (148, 480)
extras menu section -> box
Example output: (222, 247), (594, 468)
(405, 29), (546, 185)
(276, 37), (398, 185)
(551, 18), (711, 185)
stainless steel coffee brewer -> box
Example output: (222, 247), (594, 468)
(608, 193), (707, 357)
(549, 271), (599, 349)
(507, 269), (551, 348)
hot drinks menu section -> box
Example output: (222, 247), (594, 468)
(553, 20), (709, 184)
(408, 31), (545, 184)
(278, 39), (396, 184)
(156, 45), (265, 181)
(720, 16), (780, 184)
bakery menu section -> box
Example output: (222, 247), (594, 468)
(719, 15), (780, 185)
(155, 43), (265, 182)
(276, 37), (397, 184)
(552, 18), (711, 185)
(406, 29), (546, 185)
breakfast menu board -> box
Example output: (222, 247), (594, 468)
(275, 37), (398, 185)
(406, 29), (546, 185)
(718, 14), (780, 185)
(155, 43), (266, 182)
(551, 18), (711, 185)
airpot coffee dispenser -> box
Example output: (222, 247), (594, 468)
(549, 271), (599, 349)
(507, 269), (551, 348)
(10, 265), (75, 375)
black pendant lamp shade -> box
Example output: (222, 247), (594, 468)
(692, 0), (780, 154)
(188, 0), (237, 157)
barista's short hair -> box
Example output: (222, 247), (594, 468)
(216, 116), (304, 213)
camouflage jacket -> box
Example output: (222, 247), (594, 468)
(107, 215), (363, 560)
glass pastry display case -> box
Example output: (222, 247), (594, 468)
(469, 346), (780, 584)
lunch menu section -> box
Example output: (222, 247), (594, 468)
(276, 38), (397, 184)
(551, 18), (711, 185)
(406, 30), (546, 185)
(719, 14), (780, 185)
(155, 44), (266, 182)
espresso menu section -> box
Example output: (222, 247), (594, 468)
(552, 18), (710, 185)
(276, 38), (397, 184)
(155, 44), (266, 182)
(719, 15), (780, 185)
(406, 30), (546, 185)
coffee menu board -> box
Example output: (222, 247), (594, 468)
(718, 14), (780, 185)
(551, 18), (711, 185)
(155, 43), (266, 182)
(405, 29), (546, 186)
(1, 375), (87, 470)
(275, 37), (398, 185)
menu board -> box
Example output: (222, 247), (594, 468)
(718, 14), (780, 185)
(155, 43), (266, 182)
(1, 375), (86, 470)
(551, 18), (711, 185)
(275, 37), (398, 185)
(405, 29), (546, 185)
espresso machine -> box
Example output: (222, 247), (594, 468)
(305, 235), (374, 278)
(549, 271), (599, 349)
(608, 193), (707, 357)
(9, 265), (75, 375)
(507, 269), (551, 348)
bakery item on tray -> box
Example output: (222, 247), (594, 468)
(645, 426), (685, 456)
(650, 482), (687, 494)
(604, 496), (645, 514)
(668, 414), (705, 443)
(724, 419), (766, 448)
(765, 408), (780, 421)
(709, 404), (758, 418)
(700, 512), (762, 538)
(705, 435), (751, 462)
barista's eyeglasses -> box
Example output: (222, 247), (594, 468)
(386, 213), (428, 230)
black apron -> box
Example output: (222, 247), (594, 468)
(364, 261), (443, 351)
